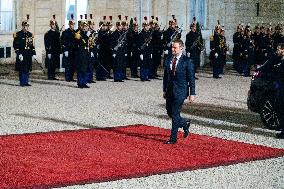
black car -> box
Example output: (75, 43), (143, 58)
(247, 57), (284, 130)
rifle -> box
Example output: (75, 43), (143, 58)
(190, 36), (204, 51)
(167, 24), (183, 47)
(113, 30), (128, 51)
(139, 29), (154, 51)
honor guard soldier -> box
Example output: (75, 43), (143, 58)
(163, 15), (181, 63)
(232, 23), (244, 74)
(111, 15), (127, 82)
(121, 16), (130, 80)
(44, 15), (61, 80)
(241, 27), (255, 77)
(61, 14), (77, 82)
(86, 14), (98, 83)
(185, 17), (204, 79)
(75, 17), (91, 88)
(129, 17), (140, 78)
(13, 14), (36, 87)
(210, 23), (227, 78)
(151, 17), (163, 78)
(138, 16), (153, 81)
(97, 16), (112, 80)
(272, 24), (284, 50)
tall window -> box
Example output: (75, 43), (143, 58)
(65, 0), (88, 29)
(0, 0), (15, 33)
(189, 0), (207, 29)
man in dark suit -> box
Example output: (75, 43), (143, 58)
(163, 39), (196, 144)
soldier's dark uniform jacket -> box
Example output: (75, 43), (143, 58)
(61, 28), (77, 81)
(128, 29), (140, 77)
(151, 28), (163, 77)
(111, 29), (127, 81)
(185, 30), (203, 61)
(13, 30), (36, 73)
(138, 29), (153, 81)
(163, 27), (181, 57)
(98, 29), (112, 79)
(44, 29), (61, 77)
(75, 30), (90, 73)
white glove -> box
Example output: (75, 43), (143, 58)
(113, 54), (116, 58)
(19, 54), (23, 62)
(187, 52), (190, 58)
(97, 45), (100, 49)
(164, 50), (169, 55)
(125, 54), (128, 57)
(150, 54), (153, 59)
(226, 51), (230, 55)
(32, 55), (37, 60)
(130, 52), (133, 57)
(47, 54), (52, 59)
(64, 51), (69, 57)
(91, 52), (94, 58)
(87, 31), (91, 37)
(140, 54), (143, 61)
(215, 53), (218, 58)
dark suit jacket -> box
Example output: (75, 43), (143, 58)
(163, 54), (196, 100)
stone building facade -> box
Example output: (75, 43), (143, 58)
(0, 0), (283, 63)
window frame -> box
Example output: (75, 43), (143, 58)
(0, 0), (16, 34)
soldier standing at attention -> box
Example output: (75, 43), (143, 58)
(61, 14), (77, 82)
(86, 14), (98, 83)
(129, 17), (140, 78)
(163, 15), (181, 65)
(75, 17), (91, 88)
(138, 16), (153, 81)
(44, 15), (61, 80)
(151, 17), (163, 78)
(185, 17), (204, 79)
(111, 15), (126, 82)
(13, 14), (36, 87)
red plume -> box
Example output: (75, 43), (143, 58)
(53, 14), (56, 19)
(193, 16), (196, 22)
(118, 15), (121, 20)
(151, 16), (154, 20)
(109, 16), (112, 21)
(71, 14), (74, 20)
(27, 14), (30, 20)
(156, 17), (158, 21)
(80, 15), (83, 20)
(84, 14), (87, 20)
(90, 14), (93, 19)
(144, 16), (147, 21)
(134, 17), (137, 22)
(103, 16), (106, 20)
(172, 15), (175, 19)
(125, 16), (128, 20)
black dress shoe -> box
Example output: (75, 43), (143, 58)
(88, 80), (96, 83)
(183, 121), (190, 138)
(83, 84), (90, 88)
(164, 140), (177, 144)
(124, 77), (130, 80)
(53, 78), (59, 80)
(119, 80), (124, 82)
(276, 131), (284, 139)
(195, 77), (199, 80)
(25, 84), (32, 86)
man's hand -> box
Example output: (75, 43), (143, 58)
(188, 95), (195, 103)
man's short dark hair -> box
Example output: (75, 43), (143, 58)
(172, 39), (184, 48)
(278, 43), (284, 49)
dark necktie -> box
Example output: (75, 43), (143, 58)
(172, 57), (177, 76)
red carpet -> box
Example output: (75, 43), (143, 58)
(1, 124), (284, 189)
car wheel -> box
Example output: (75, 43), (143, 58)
(260, 99), (282, 130)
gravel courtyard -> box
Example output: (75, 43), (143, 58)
(0, 69), (283, 189)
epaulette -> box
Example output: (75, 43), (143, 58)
(13, 32), (17, 38)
